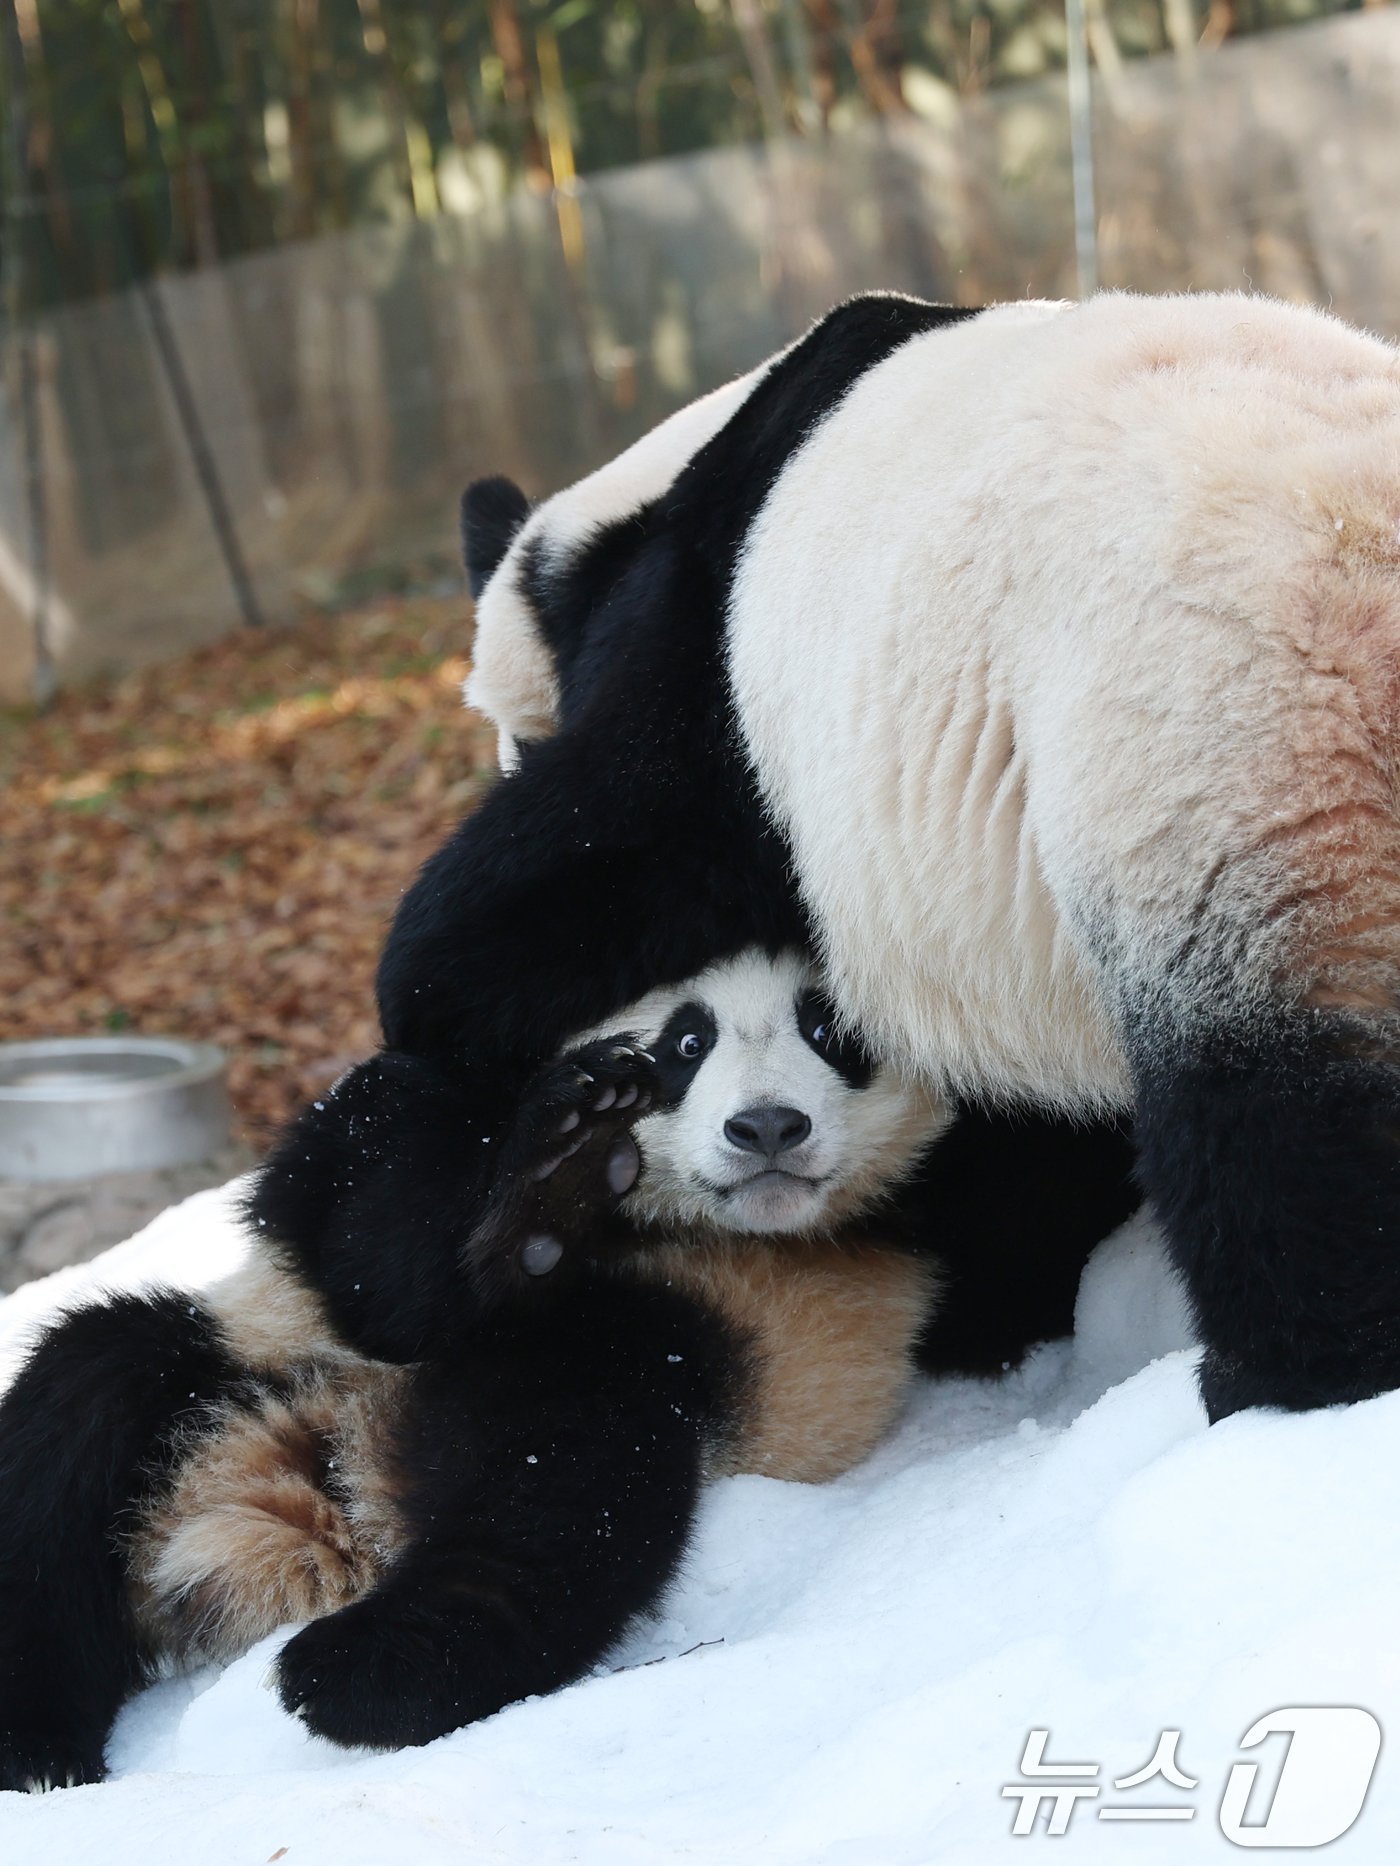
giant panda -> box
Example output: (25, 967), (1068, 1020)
(237, 289), (1399, 1430)
(0, 947), (1136, 1786)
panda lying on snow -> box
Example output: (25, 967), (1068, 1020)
(0, 949), (1133, 1784)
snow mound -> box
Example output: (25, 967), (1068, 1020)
(2, 1189), (1397, 1863)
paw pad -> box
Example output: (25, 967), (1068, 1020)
(606, 1138), (641, 1195)
(469, 1037), (661, 1292)
(521, 1235), (565, 1277)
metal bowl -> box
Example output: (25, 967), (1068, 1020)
(0, 1036), (231, 1182)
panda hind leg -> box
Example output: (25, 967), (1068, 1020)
(0, 1292), (240, 1791)
(910, 1108), (1139, 1377)
(1131, 999), (1400, 1419)
(275, 1280), (735, 1751)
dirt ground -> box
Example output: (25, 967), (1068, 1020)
(1, 598), (498, 1157)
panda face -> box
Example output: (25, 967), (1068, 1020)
(575, 949), (948, 1236)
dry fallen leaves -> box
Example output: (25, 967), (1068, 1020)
(1, 598), (498, 1151)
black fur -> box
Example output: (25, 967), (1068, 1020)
(252, 294), (976, 1361)
(910, 1108), (1139, 1376)
(275, 1279), (739, 1749)
(252, 1049), (505, 1362)
(388, 291), (978, 1065)
(0, 1294), (239, 1790)
(461, 476), (531, 600)
(1130, 1008), (1400, 1420)
(250, 1039), (661, 1361)
(797, 988), (877, 1089)
(648, 1002), (720, 1103)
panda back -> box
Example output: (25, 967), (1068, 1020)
(726, 292), (1400, 1102)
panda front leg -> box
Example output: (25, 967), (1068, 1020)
(1130, 1004), (1400, 1420)
(274, 1280), (735, 1751)
(0, 1293), (240, 1790)
(250, 1039), (660, 1362)
(247, 1049), (512, 1363)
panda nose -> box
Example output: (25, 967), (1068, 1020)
(724, 1104), (812, 1157)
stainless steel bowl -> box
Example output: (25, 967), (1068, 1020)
(0, 1036), (231, 1182)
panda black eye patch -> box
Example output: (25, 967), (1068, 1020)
(649, 1002), (717, 1101)
(797, 992), (876, 1088)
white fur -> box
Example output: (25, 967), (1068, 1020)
(727, 291), (1400, 1101)
(468, 290), (1400, 1108)
(573, 948), (947, 1236)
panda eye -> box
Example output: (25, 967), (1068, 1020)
(800, 993), (839, 1048)
(677, 1033), (706, 1060)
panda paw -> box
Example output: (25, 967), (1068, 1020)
(0, 1726), (107, 1794)
(275, 1592), (513, 1751)
(0, 1640), (110, 1792)
(469, 1040), (659, 1288)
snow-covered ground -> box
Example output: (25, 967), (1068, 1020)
(2, 1184), (1397, 1864)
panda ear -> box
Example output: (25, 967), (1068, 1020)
(461, 477), (532, 599)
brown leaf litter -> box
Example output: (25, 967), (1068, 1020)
(1, 599), (498, 1151)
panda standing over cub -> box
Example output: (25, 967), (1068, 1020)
(6, 285), (1400, 1787)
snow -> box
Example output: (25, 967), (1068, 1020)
(3, 1184), (1398, 1863)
